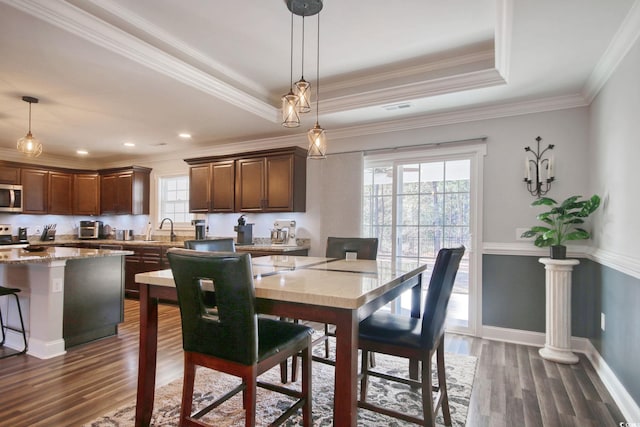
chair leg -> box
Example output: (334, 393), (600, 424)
(181, 354), (196, 425)
(0, 292), (28, 358)
(421, 353), (436, 427)
(243, 367), (258, 427)
(279, 360), (288, 383)
(359, 349), (369, 402)
(301, 343), (312, 427)
(437, 341), (452, 426)
(323, 323), (330, 358)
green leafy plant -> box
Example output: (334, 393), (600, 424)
(521, 195), (601, 247)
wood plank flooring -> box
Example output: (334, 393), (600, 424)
(0, 299), (626, 426)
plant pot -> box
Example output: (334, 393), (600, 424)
(550, 245), (567, 260)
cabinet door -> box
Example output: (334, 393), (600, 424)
(48, 171), (74, 215)
(189, 164), (210, 212)
(235, 158), (265, 212)
(74, 173), (100, 215)
(0, 165), (20, 184)
(100, 174), (118, 214)
(116, 173), (133, 214)
(211, 160), (235, 212)
(264, 155), (294, 211)
(21, 168), (48, 214)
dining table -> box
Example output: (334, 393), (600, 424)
(134, 255), (427, 426)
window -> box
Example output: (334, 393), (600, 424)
(158, 175), (192, 226)
(363, 143), (485, 335)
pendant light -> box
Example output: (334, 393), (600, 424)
(282, 10), (300, 128)
(294, 16), (311, 113)
(16, 96), (43, 158)
(307, 13), (327, 159)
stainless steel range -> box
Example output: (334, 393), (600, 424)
(0, 224), (13, 245)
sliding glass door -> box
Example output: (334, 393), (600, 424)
(363, 145), (484, 335)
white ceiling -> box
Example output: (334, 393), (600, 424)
(0, 0), (637, 164)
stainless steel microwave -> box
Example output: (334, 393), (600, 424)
(0, 184), (23, 213)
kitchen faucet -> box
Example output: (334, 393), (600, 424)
(159, 218), (176, 242)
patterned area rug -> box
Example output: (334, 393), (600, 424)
(87, 351), (476, 426)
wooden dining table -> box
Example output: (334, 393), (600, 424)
(133, 255), (427, 426)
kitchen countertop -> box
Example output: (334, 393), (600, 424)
(26, 238), (311, 252)
(0, 246), (133, 264)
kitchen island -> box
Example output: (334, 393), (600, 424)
(0, 246), (132, 359)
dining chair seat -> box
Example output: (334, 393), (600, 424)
(0, 286), (28, 359)
(358, 246), (465, 427)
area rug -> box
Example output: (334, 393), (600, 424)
(87, 350), (476, 427)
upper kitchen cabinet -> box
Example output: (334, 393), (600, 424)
(185, 147), (306, 213)
(21, 167), (48, 214)
(0, 163), (21, 184)
(73, 173), (100, 215)
(99, 166), (151, 215)
(48, 171), (74, 215)
(188, 161), (235, 213)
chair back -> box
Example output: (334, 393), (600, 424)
(421, 246), (465, 350)
(167, 248), (257, 365)
(184, 238), (236, 252)
(325, 237), (379, 260)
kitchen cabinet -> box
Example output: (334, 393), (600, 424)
(0, 164), (20, 184)
(185, 146), (306, 213)
(74, 173), (100, 215)
(124, 245), (165, 298)
(188, 161), (235, 213)
(99, 166), (151, 215)
(236, 150), (306, 212)
(48, 171), (74, 215)
(21, 168), (48, 214)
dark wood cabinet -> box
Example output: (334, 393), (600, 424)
(21, 168), (48, 214)
(185, 146), (306, 213)
(124, 245), (165, 298)
(188, 161), (235, 213)
(99, 166), (151, 215)
(48, 171), (74, 215)
(74, 173), (100, 215)
(0, 164), (20, 184)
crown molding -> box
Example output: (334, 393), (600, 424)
(1, 0), (278, 123)
(0, 146), (102, 170)
(582, 0), (640, 103)
(494, 0), (513, 82)
(323, 68), (506, 114)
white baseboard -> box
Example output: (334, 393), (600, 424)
(481, 326), (640, 422)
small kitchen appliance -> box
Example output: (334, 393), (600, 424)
(17, 227), (28, 243)
(233, 215), (253, 245)
(192, 219), (206, 240)
(271, 219), (297, 245)
(78, 220), (104, 239)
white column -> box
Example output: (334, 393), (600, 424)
(538, 258), (580, 364)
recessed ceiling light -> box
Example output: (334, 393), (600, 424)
(77, 149), (89, 155)
(123, 142), (135, 147)
(179, 133), (192, 139)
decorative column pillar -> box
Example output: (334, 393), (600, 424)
(538, 258), (580, 364)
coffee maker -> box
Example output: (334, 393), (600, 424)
(233, 215), (253, 245)
(192, 219), (206, 240)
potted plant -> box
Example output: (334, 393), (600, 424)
(521, 194), (601, 259)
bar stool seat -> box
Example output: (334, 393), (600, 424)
(0, 286), (28, 359)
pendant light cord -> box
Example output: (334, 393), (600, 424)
(315, 13), (320, 122)
(28, 102), (32, 133)
(301, 16), (305, 79)
(289, 10), (294, 89)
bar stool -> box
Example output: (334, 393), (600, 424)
(0, 286), (28, 359)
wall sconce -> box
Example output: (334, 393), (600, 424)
(523, 136), (554, 198)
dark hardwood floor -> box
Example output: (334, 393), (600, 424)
(0, 299), (625, 426)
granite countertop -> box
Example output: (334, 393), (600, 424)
(0, 246), (133, 264)
(26, 237), (311, 252)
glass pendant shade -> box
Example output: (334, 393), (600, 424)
(307, 121), (326, 159)
(281, 90), (300, 128)
(17, 131), (43, 157)
(295, 78), (311, 113)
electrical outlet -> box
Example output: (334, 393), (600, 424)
(601, 312), (606, 331)
(35, 226), (42, 235)
(52, 278), (63, 293)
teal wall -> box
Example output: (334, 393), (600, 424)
(482, 254), (640, 407)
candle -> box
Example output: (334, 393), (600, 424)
(525, 158), (530, 181)
(549, 155), (554, 179)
